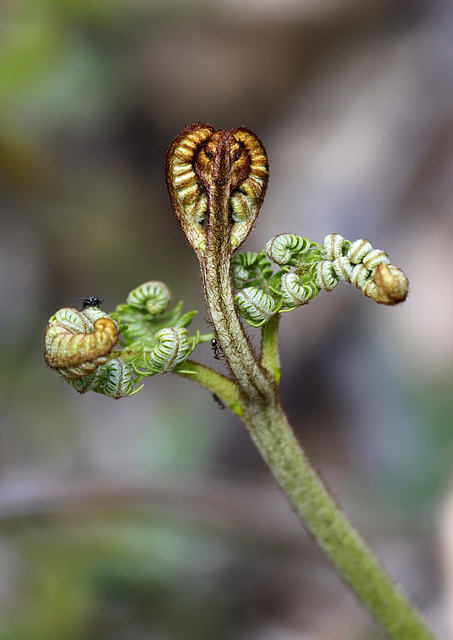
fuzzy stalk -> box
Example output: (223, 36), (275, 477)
(242, 395), (437, 640)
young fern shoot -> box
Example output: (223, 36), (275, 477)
(44, 123), (437, 640)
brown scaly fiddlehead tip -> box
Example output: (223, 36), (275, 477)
(44, 307), (119, 380)
(165, 123), (268, 257)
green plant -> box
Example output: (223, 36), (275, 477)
(44, 123), (437, 640)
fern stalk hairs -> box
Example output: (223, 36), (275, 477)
(44, 123), (437, 640)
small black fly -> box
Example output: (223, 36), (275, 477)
(75, 296), (104, 310)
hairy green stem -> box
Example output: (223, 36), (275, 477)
(242, 397), (437, 640)
(174, 360), (243, 416)
(260, 315), (281, 383)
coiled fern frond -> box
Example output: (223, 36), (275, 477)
(280, 272), (320, 307)
(44, 307), (119, 380)
(265, 234), (318, 267)
(112, 281), (198, 348)
(138, 327), (198, 374)
(69, 358), (143, 399)
(316, 234), (408, 304)
(45, 281), (211, 398)
(126, 281), (171, 315)
(231, 233), (408, 328)
(235, 287), (278, 327)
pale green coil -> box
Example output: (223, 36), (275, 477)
(127, 281), (171, 315)
(235, 286), (277, 327)
(143, 327), (193, 373)
(266, 234), (310, 266)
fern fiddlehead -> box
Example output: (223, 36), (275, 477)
(44, 307), (119, 380)
(139, 327), (195, 374)
(317, 234), (408, 304)
(70, 358), (141, 399)
(44, 281), (212, 398)
(228, 232), (409, 327)
(265, 233), (315, 266)
(234, 287), (278, 327)
(126, 281), (171, 315)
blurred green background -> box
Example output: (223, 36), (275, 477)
(1, 0), (453, 638)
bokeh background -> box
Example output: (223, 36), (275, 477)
(1, 0), (453, 638)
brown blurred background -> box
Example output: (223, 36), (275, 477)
(1, 0), (453, 638)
